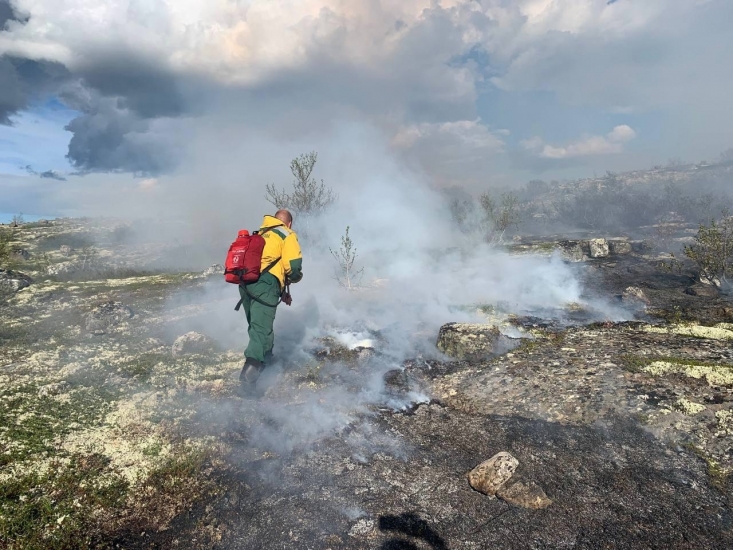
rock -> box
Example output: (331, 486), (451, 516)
(588, 238), (610, 258)
(0, 269), (32, 293)
(172, 331), (215, 357)
(85, 301), (133, 334)
(699, 274), (721, 288)
(496, 480), (552, 509)
(59, 245), (73, 256)
(46, 262), (77, 276)
(609, 240), (632, 255)
(685, 284), (719, 298)
(558, 241), (585, 262)
(436, 323), (502, 360)
(201, 264), (224, 277)
(467, 452), (519, 495)
(622, 286), (650, 306)
(348, 518), (375, 537)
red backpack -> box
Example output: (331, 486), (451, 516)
(224, 227), (279, 285)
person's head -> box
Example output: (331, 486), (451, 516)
(274, 209), (293, 229)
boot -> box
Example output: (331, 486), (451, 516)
(239, 358), (263, 385)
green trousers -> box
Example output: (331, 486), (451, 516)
(240, 273), (281, 363)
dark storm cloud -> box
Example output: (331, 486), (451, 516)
(65, 97), (176, 175)
(76, 54), (187, 119)
(0, 0), (28, 30)
(0, 56), (70, 124)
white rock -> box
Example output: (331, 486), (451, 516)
(588, 238), (610, 258)
(467, 452), (519, 495)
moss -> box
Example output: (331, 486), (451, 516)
(118, 353), (170, 380)
(144, 449), (208, 492)
(0, 453), (129, 549)
(0, 384), (115, 465)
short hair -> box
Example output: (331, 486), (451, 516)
(274, 209), (293, 225)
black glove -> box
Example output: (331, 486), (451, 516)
(281, 285), (292, 306)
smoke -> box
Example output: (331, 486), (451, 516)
(140, 124), (628, 459)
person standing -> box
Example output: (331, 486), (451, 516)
(239, 209), (303, 388)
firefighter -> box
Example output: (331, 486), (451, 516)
(239, 209), (303, 388)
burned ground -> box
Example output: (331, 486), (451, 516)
(1, 219), (733, 549)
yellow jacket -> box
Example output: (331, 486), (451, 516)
(258, 215), (303, 289)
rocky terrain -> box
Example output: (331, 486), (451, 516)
(1, 218), (733, 549)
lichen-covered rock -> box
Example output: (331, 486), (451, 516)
(437, 323), (502, 360)
(0, 269), (32, 293)
(85, 301), (133, 334)
(609, 240), (632, 255)
(172, 331), (215, 357)
(467, 452), (519, 495)
(622, 286), (650, 306)
(588, 238), (610, 258)
(47, 261), (78, 276)
(497, 480), (552, 509)
(558, 241), (585, 262)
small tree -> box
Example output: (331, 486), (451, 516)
(479, 191), (522, 243)
(11, 212), (24, 227)
(330, 226), (363, 290)
(266, 151), (336, 217)
(683, 210), (733, 286)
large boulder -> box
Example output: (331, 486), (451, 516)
(172, 331), (215, 357)
(588, 238), (610, 258)
(85, 301), (133, 334)
(609, 240), (632, 255)
(436, 323), (502, 360)
(0, 269), (32, 293)
(558, 241), (585, 262)
(467, 452), (519, 496)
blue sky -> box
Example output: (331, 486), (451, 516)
(0, 99), (76, 176)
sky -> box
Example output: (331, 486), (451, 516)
(1, 0), (732, 219)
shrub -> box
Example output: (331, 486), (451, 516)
(683, 210), (733, 286)
(265, 151), (336, 217)
(479, 191), (522, 243)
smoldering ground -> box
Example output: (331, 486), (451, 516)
(149, 141), (632, 465)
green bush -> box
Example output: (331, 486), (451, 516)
(684, 211), (733, 285)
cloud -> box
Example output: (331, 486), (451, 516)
(0, 0), (27, 30)
(0, 0), (731, 181)
(522, 125), (636, 160)
(392, 118), (505, 184)
(24, 164), (66, 180)
(0, 56), (69, 124)
(64, 97), (179, 175)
